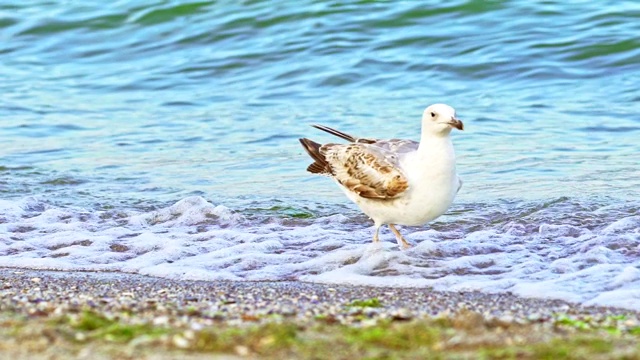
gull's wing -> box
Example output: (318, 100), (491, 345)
(311, 124), (376, 144)
(300, 124), (417, 199)
(311, 124), (419, 153)
(371, 139), (419, 154)
(320, 142), (409, 199)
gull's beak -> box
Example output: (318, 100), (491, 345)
(448, 117), (464, 131)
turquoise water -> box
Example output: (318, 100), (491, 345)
(1, 1), (640, 309)
(2, 0), (639, 209)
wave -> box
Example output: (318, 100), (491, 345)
(1, 195), (638, 310)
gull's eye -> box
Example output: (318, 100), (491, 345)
(430, 112), (436, 118)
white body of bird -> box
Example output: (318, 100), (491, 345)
(341, 133), (460, 227)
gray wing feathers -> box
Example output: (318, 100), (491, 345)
(372, 139), (419, 154)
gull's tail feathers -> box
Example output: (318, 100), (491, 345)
(299, 138), (332, 175)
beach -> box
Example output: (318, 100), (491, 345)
(2, 2), (640, 358)
(2, 268), (639, 359)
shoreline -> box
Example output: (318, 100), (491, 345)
(2, 268), (639, 359)
(2, 267), (638, 318)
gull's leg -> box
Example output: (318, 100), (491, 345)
(373, 223), (381, 243)
(389, 224), (411, 249)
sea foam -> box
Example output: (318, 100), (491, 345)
(1, 196), (639, 311)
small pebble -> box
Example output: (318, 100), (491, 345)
(172, 334), (189, 348)
(153, 316), (169, 325)
(527, 313), (542, 322)
(391, 308), (413, 321)
(235, 345), (250, 356)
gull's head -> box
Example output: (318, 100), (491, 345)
(422, 103), (464, 135)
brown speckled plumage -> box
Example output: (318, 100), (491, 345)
(299, 126), (413, 200)
(321, 143), (408, 199)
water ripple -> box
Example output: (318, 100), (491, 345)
(0, 0), (639, 207)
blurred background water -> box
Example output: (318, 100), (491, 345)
(2, 0), (638, 210)
(1, 1), (639, 308)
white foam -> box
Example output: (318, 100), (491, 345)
(1, 196), (639, 311)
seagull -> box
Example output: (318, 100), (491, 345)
(299, 104), (463, 249)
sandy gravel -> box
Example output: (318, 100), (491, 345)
(2, 268), (638, 325)
(1, 268), (639, 359)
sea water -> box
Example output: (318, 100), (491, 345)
(1, 1), (639, 310)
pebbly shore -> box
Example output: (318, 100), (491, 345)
(2, 268), (638, 324)
(1, 268), (639, 359)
